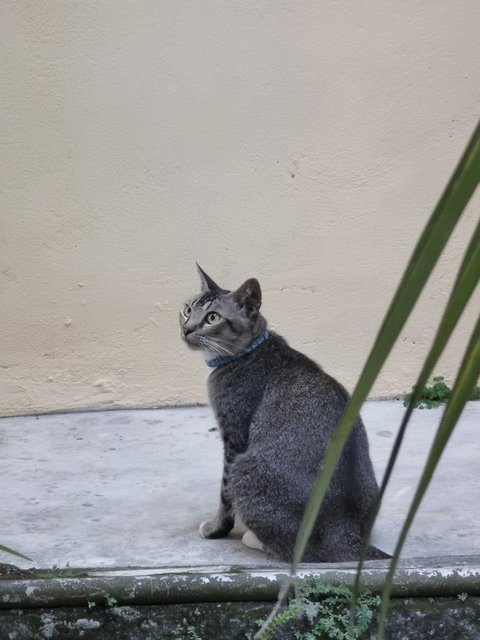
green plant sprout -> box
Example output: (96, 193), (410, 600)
(105, 595), (118, 608)
(254, 581), (380, 640)
(403, 376), (480, 409)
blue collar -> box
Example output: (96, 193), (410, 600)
(206, 330), (269, 368)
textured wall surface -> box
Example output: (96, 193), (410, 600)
(1, 1), (479, 416)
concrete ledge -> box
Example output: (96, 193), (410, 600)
(2, 556), (479, 610)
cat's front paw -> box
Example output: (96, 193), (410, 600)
(199, 519), (231, 539)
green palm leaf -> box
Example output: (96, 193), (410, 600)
(376, 313), (480, 638)
(0, 544), (32, 562)
(352, 214), (480, 606)
(293, 121), (480, 568)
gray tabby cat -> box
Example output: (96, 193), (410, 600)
(180, 265), (388, 562)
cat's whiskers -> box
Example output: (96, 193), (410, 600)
(198, 336), (238, 361)
(198, 337), (222, 357)
(203, 337), (237, 357)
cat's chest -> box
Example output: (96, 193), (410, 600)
(208, 368), (261, 444)
(209, 376), (250, 424)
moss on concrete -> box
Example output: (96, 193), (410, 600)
(0, 598), (479, 639)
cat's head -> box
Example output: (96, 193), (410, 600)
(179, 265), (266, 360)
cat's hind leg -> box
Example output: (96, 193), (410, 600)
(231, 453), (305, 561)
(241, 530), (265, 552)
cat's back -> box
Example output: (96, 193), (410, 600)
(209, 331), (349, 430)
(255, 333), (350, 435)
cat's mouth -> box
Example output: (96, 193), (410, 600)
(181, 331), (202, 350)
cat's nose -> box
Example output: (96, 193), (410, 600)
(183, 326), (193, 337)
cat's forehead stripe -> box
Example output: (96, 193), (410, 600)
(195, 292), (219, 308)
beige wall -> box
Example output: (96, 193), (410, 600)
(1, 1), (479, 417)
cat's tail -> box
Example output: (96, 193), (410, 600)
(345, 530), (391, 561)
(366, 545), (391, 560)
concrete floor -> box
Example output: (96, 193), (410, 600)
(0, 401), (478, 570)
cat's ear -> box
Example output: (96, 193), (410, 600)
(232, 278), (262, 314)
(196, 263), (220, 292)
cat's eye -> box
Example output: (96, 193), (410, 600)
(182, 305), (192, 318)
(206, 312), (220, 325)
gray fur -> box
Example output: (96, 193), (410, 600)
(180, 267), (388, 562)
